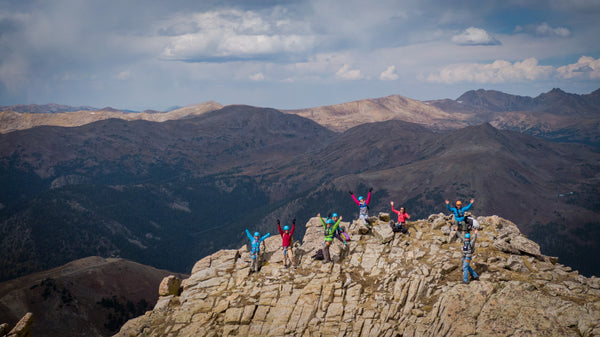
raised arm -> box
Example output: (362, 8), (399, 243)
(277, 219), (283, 236)
(245, 229), (253, 241)
(349, 191), (360, 205)
(290, 218), (296, 235)
(260, 232), (271, 242)
(318, 213), (327, 229)
(332, 216), (343, 233)
(390, 201), (400, 215)
(366, 187), (373, 205)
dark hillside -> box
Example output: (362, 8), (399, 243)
(1, 108), (599, 279)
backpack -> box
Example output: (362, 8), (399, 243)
(312, 249), (324, 260)
(462, 241), (474, 255)
(342, 231), (351, 241)
(392, 225), (408, 234)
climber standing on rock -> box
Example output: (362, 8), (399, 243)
(390, 201), (410, 234)
(277, 218), (296, 269)
(245, 229), (270, 273)
(458, 230), (479, 284)
(318, 213), (342, 264)
(350, 187), (372, 226)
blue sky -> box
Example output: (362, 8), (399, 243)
(1, 0), (599, 110)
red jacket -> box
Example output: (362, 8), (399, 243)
(391, 205), (410, 223)
(278, 222), (295, 247)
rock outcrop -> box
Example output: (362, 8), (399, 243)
(114, 214), (600, 337)
(1, 312), (33, 337)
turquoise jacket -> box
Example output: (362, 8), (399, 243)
(246, 229), (270, 257)
(446, 202), (472, 222)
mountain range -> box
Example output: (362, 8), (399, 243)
(2, 88), (598, 146)
(0, 88), (599, 286)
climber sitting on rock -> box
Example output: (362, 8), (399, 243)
(318, 213), (342, 264)
(445, 198), (474, 232)
(458, 230), (479, 284)
(390, 201), (410, 234)
(245, 229), (270, 273)
(349, 187), (372, 226)
(277, 218), (296, 269)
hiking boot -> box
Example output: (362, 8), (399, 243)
(463, 281), (469, 284)
(472, 276), (479, 281)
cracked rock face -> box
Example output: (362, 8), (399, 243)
(114, 214), (600, 337)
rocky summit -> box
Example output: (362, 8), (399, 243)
(114, 214), (600, 337)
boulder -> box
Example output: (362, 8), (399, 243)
(505, 255), (528, 273)
(159, 275), (181, 296)
(509, 235), (542, 257)
(493, 239), (520, 254)
(0, 323), (9, 336)
(378, 212), (391, 222)
(7, 312), (33, 337)
(372, 223), (394, 244)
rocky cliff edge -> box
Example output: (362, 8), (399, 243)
(114, 214), (600, 337)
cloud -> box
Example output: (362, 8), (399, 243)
(335, 64), (362, 80)
(557, 56), (600, 79)
(379, 65), (398, 80)
(425, 57), (554, 83)
(159, 9), (316, 62)
(514, 22), (571, 37)
(451, 27), (501, 46)
(116, 70), (133, 80)
(249, 72), (265, 81)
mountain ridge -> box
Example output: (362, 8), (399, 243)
(1, 109), (599, 281)
(2, 88), (599, 147)
(0, 256), (187, 337)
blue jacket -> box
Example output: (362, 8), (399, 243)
(446, 203), (472, 222)
(246, 229), (270, 257)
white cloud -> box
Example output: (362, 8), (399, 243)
(535, 23), (570, 37)
(557, 56), (600, 79)
(379, 65), (398, 80)
(249, 72), (265, 81)
(116, 70), (133, 80)
(514, 22), (571, 37)
(160, 9), (316, 61)
(451, 27), (501, 46)
(335, 64), (362, 80)
(425, 57), (554, 83)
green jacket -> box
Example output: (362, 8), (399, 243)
(320, 217), (341, 242)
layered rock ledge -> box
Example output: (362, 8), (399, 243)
(115, 214), (600, 337)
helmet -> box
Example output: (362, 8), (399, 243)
(332, 213), (338, 218)
(283, 225), (290, 231)
(326, 219), (334, 224)
(465, 233), (471, 239)
(254, 232), (260, 237)
(456, 200), (462, 207)
(358, 196), (364, 201)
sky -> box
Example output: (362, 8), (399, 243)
(1, 0), (599, 111)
